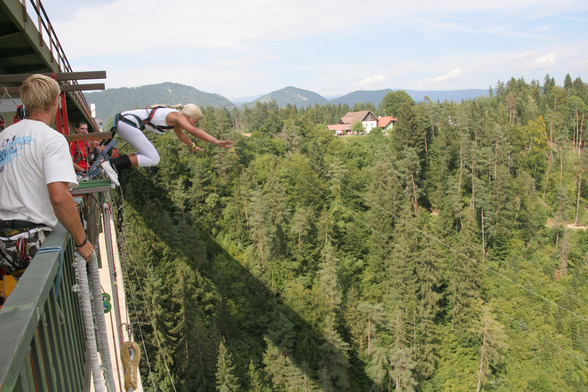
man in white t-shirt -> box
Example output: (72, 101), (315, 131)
(0, 74), (94, 277)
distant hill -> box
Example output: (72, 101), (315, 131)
(255, 86), (329, 107)
(253, 86), (489, 109)
(83, 82), (490, 125)
(84, 82), (233, 125)
(330, 89), (489, 107)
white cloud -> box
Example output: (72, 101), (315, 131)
(418, 68), (463, 85)
(47, 0), (588, 97)
(512, 50), (536, 60)
(568, 59), (588, 68)
(56, 0), (365, 57)
(359, 75), (389, 87)
(535, 52), (557, 66)
(58, 0), (588, 57)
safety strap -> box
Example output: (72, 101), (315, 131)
(119, 114), (145, 130)
(72, 141), (86, 164)
(144, 107), (174, 133)
(117, 108), (174, 134)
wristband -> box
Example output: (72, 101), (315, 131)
(191, 142), (196, 150)
(75, 237), (88, 247)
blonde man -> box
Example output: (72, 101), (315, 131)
(0, 74), (94, 277)
(101, 104), (233, 186)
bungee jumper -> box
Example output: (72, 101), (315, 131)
(101, 104), (233, 186)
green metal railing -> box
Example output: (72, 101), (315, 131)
(0, 191), (105, 391)
(0, 225), (89, 391)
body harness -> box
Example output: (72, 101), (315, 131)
(116, 107), (175, 134)
(72, 141), (87, 165)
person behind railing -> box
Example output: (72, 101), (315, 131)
(70, 120), (90, 178)
(100, 104), (233, 186)
(87, 138), (107, 167)
(0, 74), (94, 280)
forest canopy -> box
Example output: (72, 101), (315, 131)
(116, 74), (588, 392)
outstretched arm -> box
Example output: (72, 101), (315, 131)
(168, 112), (233, 149)
(173, 127), (204, 152)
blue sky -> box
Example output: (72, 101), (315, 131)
(43, 0), (588, 101)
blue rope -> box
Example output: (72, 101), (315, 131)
(36, 246), (64, 300)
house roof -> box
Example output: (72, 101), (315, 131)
(340, 110), (377, 124)
(378, 116), (397, 128)
(328, 110), (379, 133)
(327, 124), (351, 132)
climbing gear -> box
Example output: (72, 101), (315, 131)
(13, 105), (25, 123)
(0, 221), (49, 276)
(84, 137), (118, 180)
(0, 219), (45, 233)
(72, 140), (88, 166)
(121, 341), (141, 390)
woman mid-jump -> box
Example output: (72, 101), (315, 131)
(101, 104), (232, 186)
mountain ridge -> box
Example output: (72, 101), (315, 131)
(84, 82), (489, 125)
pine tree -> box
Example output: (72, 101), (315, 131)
(169, 261), (197, 382)
(389, 347), (418, 392)
(475, 307), (507, 392)
(318, 242), (343, 310)
(318, 316), (351, 391)
(247, 360), (270, 392)
(143, 269), (178, 389)
(411, 224), (442, 380)
(216, 339), (241, 392)
(446, 209), (484, 341)
(367, 343), (389, 391)
(357, 302), (387, 358)
(289, 205), (312, 263)
(364, 144), (404, 301)
(393, 102), (428, 171)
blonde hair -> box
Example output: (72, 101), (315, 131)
(150, 103), (203, 121)
(180, 104), (202, 121)
(20, 74), (60, 115)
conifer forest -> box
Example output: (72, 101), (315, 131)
(115, 75), (588, 391)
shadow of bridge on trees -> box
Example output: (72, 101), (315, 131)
(120, 168), (370, 389)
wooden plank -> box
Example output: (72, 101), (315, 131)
(64, 132), (113, 142)
(2, 83), (105, 95)
(60, 83), (105, 92)
(0, 71), (106, 83)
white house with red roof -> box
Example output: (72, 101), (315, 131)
(327, 110), (379, 135)
(377, 115), (397, 133)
